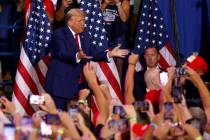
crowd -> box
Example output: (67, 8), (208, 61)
(0, 0), (209, 140)
(0, 60), (210, 139)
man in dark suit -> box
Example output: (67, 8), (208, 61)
(45, 8), (129, 110)
(124, 46), (160, 104)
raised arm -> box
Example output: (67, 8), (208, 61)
(114, 0), (130, 22)
(124, 54), (139, 104)
(83, 63), (109, 124)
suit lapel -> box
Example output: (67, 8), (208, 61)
(63, 25), (79, 51)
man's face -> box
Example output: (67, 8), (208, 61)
(69, 15), (85, 34)
(144, 47), (159, 68)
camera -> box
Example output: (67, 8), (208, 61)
(134, 101), (149, 111)
(28, 94), (45, 105)
(163, 102), (173, 121)
(113, 105), (125, 118)
(172, 85), (183, 104)
(176, 67), (187, 77)
(45, 114), (61, 125)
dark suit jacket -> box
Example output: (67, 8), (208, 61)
(44, 25), (108, 99)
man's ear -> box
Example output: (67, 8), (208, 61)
(67, 18), (73, 27)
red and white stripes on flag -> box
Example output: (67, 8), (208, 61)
(12, 50), (50, 116)
(159, 42), (176, 68)
(92, 59), (123, 102)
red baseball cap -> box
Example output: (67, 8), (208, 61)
(186, 54), (208, 74)
(132, 123), (150, 137)
(144, 89), (161, 106)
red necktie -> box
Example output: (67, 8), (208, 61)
(75, 34), (84, 84)
(75, 34), (81, 50)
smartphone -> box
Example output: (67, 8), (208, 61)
(22, 116), (32, 125)
(28, 94), (45, 105)
(117, 118), (129, 132)
(40, 121), (52, 137)
(172, 85), (183, 104)
(113, 105), (125, 118)
(134, 101), (149, 112)
(108, 119), (129, 132)
(69, 106), (78, 121)
(4, 124), (15, 140)
(21, 116), (32, 127)
(19, 116), (33, 139)
(108, 120), (117, 130)
(160, 71), (168, 86)
(45, 114), (61, 125)
(163, 102), (173, 121)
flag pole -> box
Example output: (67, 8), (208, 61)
(170, 0), (181, 67)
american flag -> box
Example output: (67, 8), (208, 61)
(133, 0), (176, 68)
(12, 0), (52, 115)
(80, 0), (123, 112)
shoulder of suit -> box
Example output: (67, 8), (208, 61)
(53, 27), (63, 34)
(53, 26), (70, 36)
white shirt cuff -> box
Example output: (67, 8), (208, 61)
(106, 52), (111, 62)
(76, 53), (81, 63)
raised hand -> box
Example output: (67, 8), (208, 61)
(166, 66), (176, 81)
(183, 66), (201, 87)
(39, 93), (58, 114)
(83, 63), (98, 87)
(128, 53), (139, 65)
(108, 44), (129, 58)
(0, 97), (16, 114)
(123, 105), (137, 118)
(79, 89), (90, 100)
(62, 0), (73, 9)
(78, 51), (93, 60)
